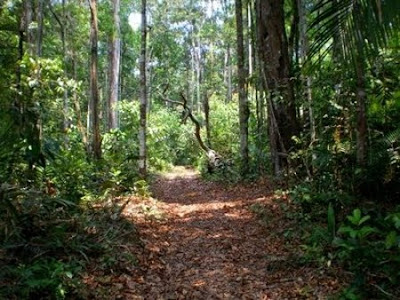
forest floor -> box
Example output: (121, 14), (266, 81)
(84, 166), (348, 299)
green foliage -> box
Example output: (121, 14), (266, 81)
(2, 258), (80, 299)
(289, 181), (352, 220)
(148, 104), (200, 168)
(134, 179), (152, 198)
(45, 142), (93, 202)
(208, 99), (239, 158)
(102, 127), (139, 192)
(0, 183), (139, 298)
(332, 208), (400, 296)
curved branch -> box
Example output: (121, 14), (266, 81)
(159, 92), (210, 153)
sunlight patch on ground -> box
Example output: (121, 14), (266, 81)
(158, 166), (199, 180)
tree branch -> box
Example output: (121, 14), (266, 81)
(158, 92), (210, 153)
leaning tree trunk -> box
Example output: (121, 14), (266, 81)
(160, 92), (226, 173)
(108, 0), (121, 130)
(89, 0), (101, 159)
(138, 0), (148, 179)
(236, 0), (250, 176)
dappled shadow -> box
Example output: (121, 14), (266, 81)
(113, 168), (346, 299)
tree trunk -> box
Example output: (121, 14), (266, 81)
(353, 4), (367, 167)
(355, 56), (367, 167)
(49, 0), (70, 135)
(25, 0), (34, 55)
(203, 93), (211, 147)
(247, 1), (254, 76)
(36, 0), (44, 57)
(255, 0), (299, 176)
(224, 45), (232, 103)
(72, 51), (88, 149)
(236, 0), (250, 176)
(89, 0), (101, 159)
(108, 0), (121, 130)
(138, 0), (148, 179)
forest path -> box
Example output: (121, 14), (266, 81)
(120, 167), (342, 299)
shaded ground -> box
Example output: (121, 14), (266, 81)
(91, 167), (346, 299)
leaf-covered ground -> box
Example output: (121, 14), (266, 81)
(85, 167), (347, 299)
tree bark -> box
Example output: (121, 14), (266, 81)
(355, 56), (367, 167)
(203, 93), (211, 147)
(89, 0), (101, 159)
(36, 0), (44, 57)
(353, 3), (368, 167)
(255, 0), (299, 176)
(235, 0), (250, 176)
(49, 0), (70, 135)
(72, 51), (88, 149)
(24, 0), (34, 55)
(138, 0), (148, 179)
(224, 45), (233, 103)
(108, 0), (121, 130)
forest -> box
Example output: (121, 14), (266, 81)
(1, 0), (400, 298)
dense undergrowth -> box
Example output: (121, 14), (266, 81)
(0, 97), (242, 298)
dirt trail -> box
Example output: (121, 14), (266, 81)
(120, 167), (343, 299)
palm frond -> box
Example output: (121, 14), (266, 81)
(308, 0), (400, 65)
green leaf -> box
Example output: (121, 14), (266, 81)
(338, 226), (357, 238)
(358, 215), (371, 226)
(358, 226), (377, 239)
(347, 208), (362, 224)
(385, 231), (398, 249)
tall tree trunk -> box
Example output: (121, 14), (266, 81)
(203, 93), (211, 147)
(15, 5), (26, 129)
(255, 0), (299, 176)
(355, 56), (367, 167)
(138, 0), (148, 179)
(49, 0), (70, 134)
(108, 0), (121, 130)
(25, 0), (34, 55)
(224, 45), (233, 103)
(36, 0), (44, 57)
(297, 0), (314, 177)
(89, 0), (101, 159)
(353, 4), (367, 167)
(247, 1), (254, 76)
(72, 51), (88, 149)
(235, 0), (250, 176)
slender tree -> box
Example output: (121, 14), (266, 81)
(88, 0), (101, 159)
(108, 0), (121, 130)
(235, 0), (250, 176)
(138, 0), (148, 178)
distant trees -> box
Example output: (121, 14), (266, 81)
(1, 0), (399, 185)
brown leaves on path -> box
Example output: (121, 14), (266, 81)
(97, 167), (346, 299)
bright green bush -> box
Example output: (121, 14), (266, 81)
(208, 99), (239, 158)
(148, 104), (200, 168)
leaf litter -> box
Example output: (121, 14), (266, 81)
(85, 167), (348, 299)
